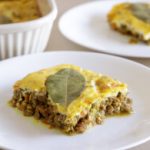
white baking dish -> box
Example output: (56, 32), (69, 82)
(0, 0), (57, 60)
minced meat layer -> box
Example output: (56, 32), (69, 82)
(10, 89), (132, 134)
(108, 17), (150, 44)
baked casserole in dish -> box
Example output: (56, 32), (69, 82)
(0, 0), (57, 59)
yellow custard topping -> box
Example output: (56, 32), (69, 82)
(0, 0), (41, 24)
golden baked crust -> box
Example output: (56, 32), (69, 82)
(108, 3), (150, 44)
(0, 0), (41, 24)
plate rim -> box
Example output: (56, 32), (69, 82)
(1, 51), (150, 71)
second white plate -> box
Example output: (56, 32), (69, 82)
(59, 0), (150, 58)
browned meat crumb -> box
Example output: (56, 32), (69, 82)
(9, 89), (132, 134)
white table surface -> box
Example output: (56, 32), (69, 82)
(44, 0), (149, 149)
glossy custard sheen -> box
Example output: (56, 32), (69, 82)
(108, 3), (150, 40)
(14, 64), (128, 121)
(0, 0), (41, 24)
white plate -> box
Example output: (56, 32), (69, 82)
(59, 0), (150, 58)
(0, 51), (150, 150)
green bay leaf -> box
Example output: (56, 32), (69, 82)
(45, 68), (85, 107)
(131, 3), (150, 23)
